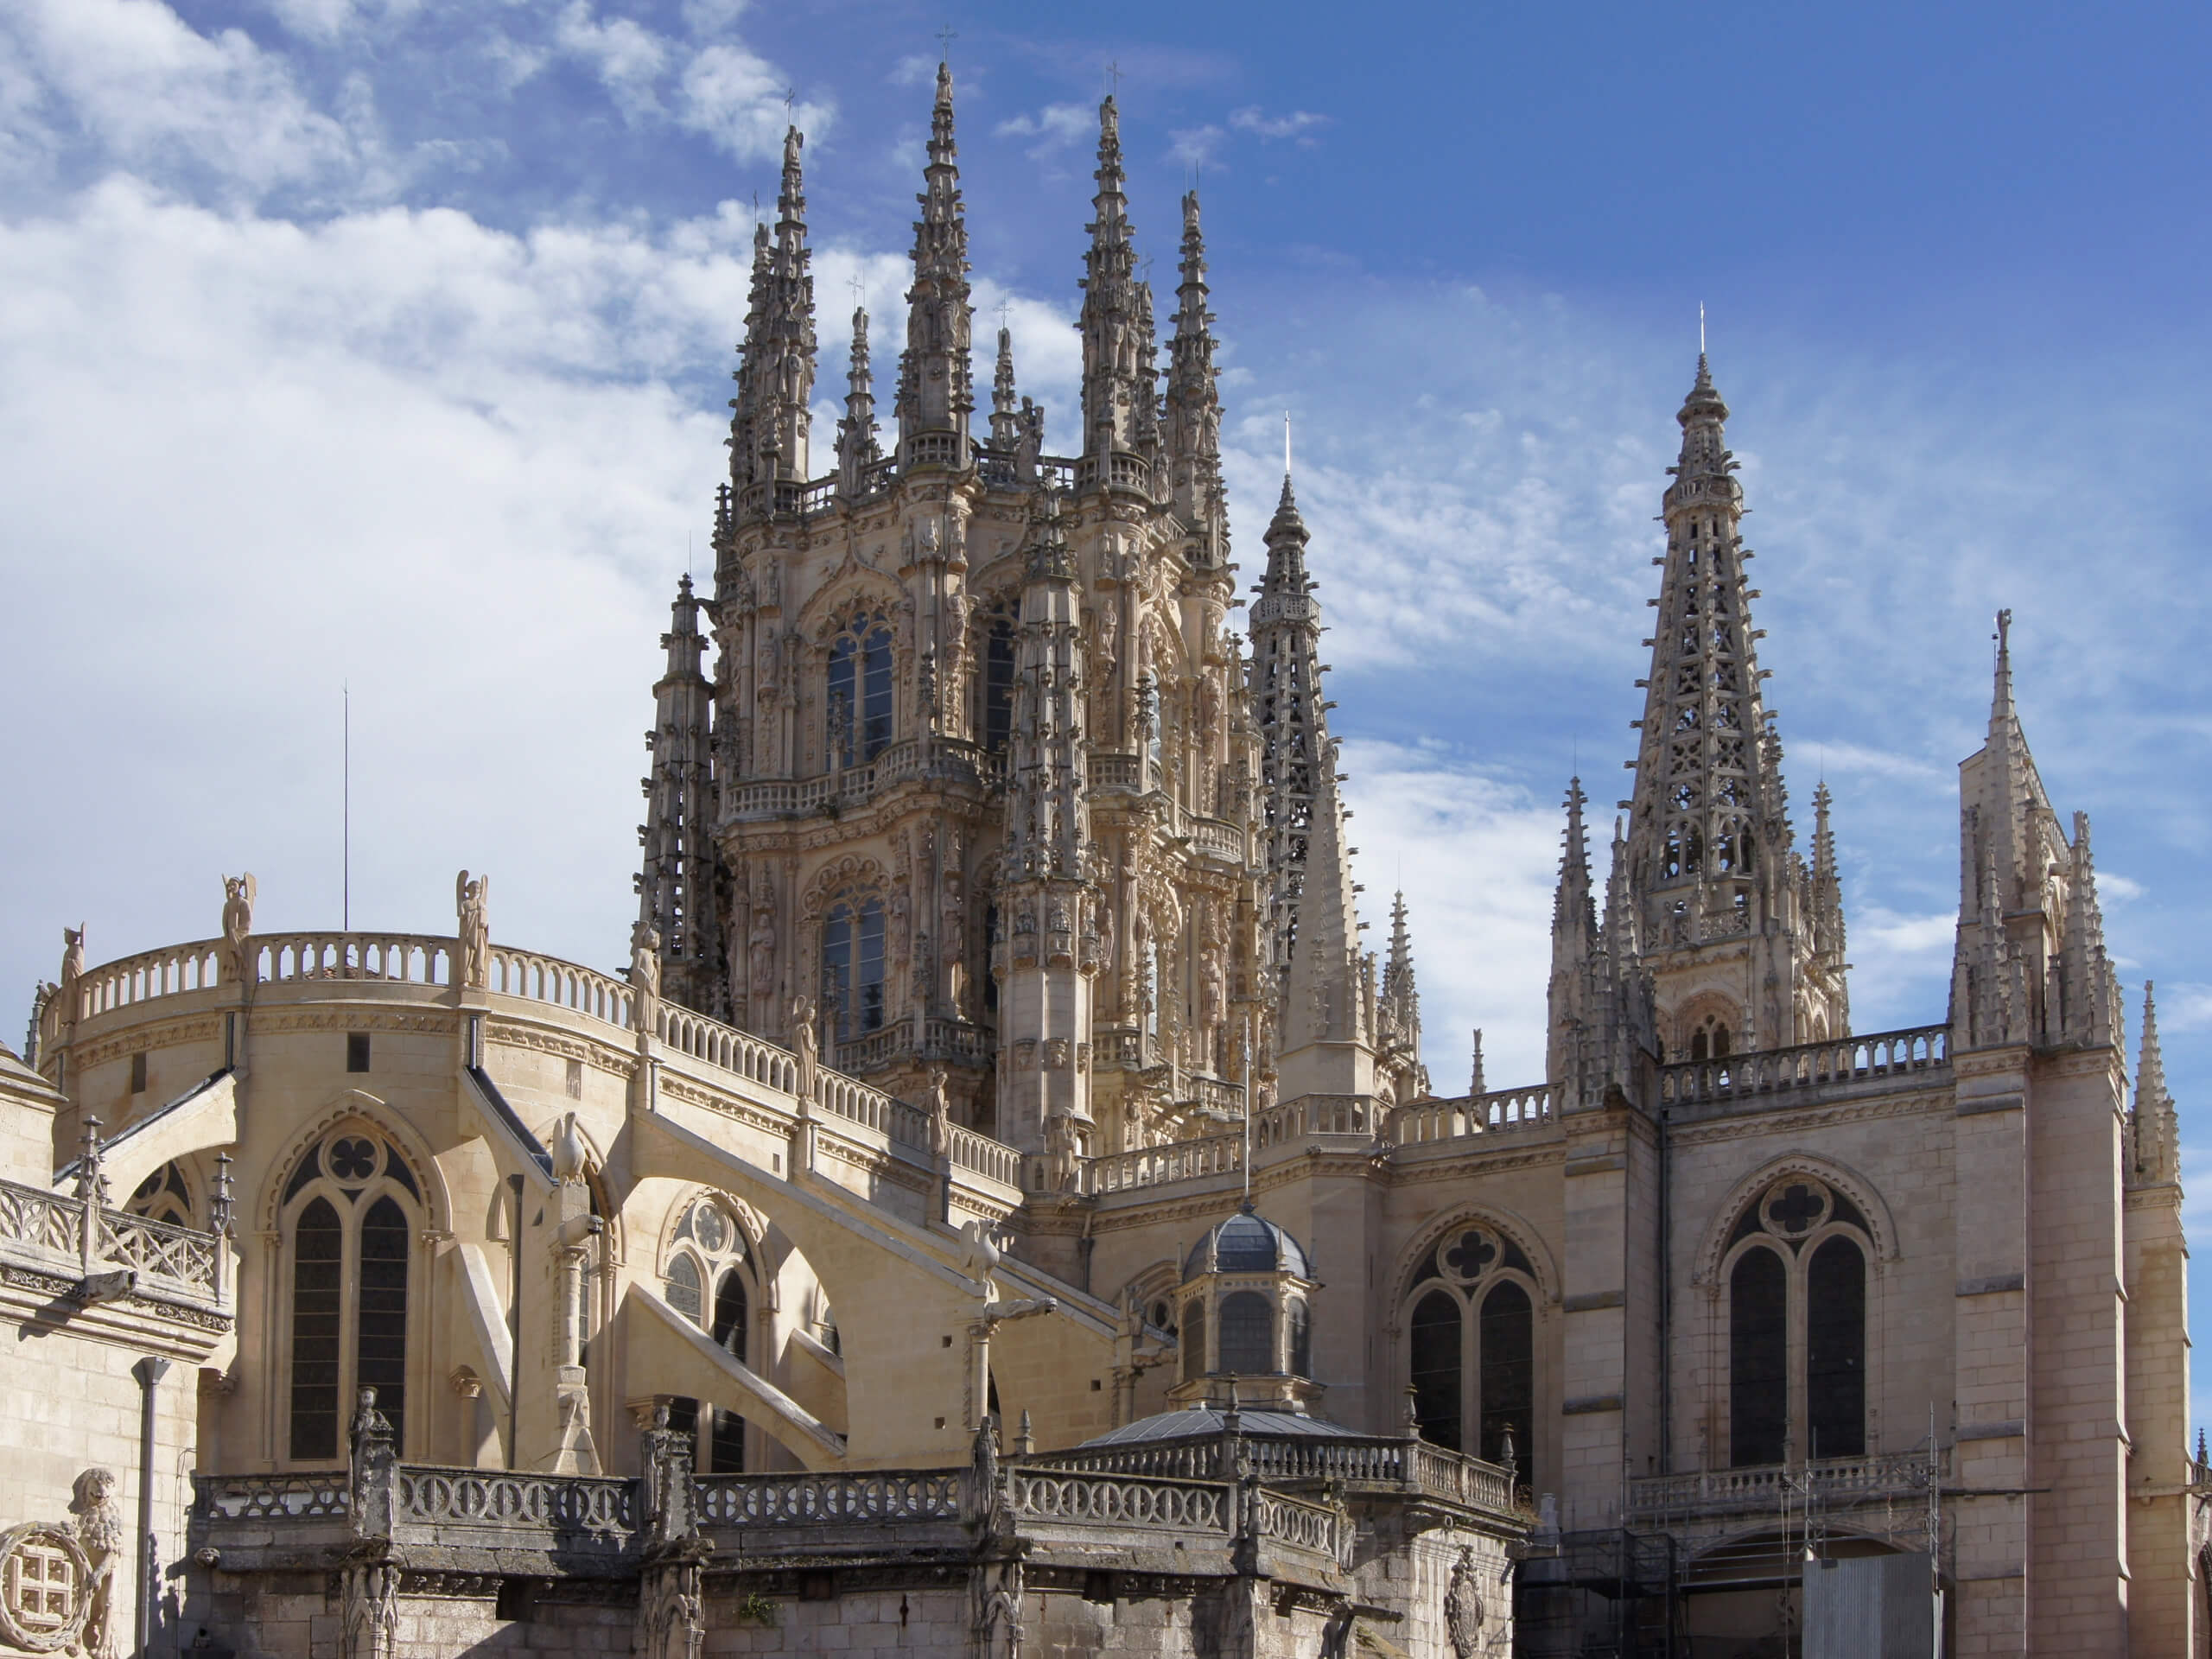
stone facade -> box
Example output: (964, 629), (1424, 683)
(2, 60), (2200, 1659)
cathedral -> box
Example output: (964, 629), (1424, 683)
(0, 64), (2200, 1659)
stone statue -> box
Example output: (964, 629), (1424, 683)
(1044, 1108), (1081, 1194)
(747, 878), (777, 1004)
(60, 925), (85, 988)
(791, 995), (819, 1104)
(220, 873), (257, 985)
(925, 1065), (952, 1160)
(69, 1467), (122, 1659)
(630, 920), (661, 1029)
(455, 870), (490, 988)
(940, 867), (967, 1006)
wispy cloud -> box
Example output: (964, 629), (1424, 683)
(995, 103), (1090, 158)
(555, 3), (672, 123)
(1169, 124), (1226, 168)
(1229, 105), (1329, 143)
(677, 42), (832, 161)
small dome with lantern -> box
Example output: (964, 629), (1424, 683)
(1169, 1204), (1323, 1413)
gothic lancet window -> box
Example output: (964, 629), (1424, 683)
(1726, 1177), (1872, 1466)
(821, 895), (887, 1043)
(282, 1127), (422, 1462)
(982, 613), (1016, 753)
(1217, 1291), (1274, 1375)
(1729, 1247), (1788, 1466)
(1402, 1225), (1541, 1483)
(663, 1196), (755, 1474)
(827, 611), (893, 766)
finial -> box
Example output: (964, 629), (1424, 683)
(937, 22), (957, 63)
(1699, 300), (1706, 357)
(1283, 409), (1292, 479)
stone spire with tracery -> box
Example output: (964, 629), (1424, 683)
(895, 62), (973, 467)
(1164, 191), (1225, 559)
(747, 128), (817, 488)
(1620, 355), (1846, 1056)
(836, 307), (881, 497)
(1248, 474), (1332, 987)
(1078, 96), (1149, 463)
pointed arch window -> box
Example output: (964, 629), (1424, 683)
(821, 894), (886, 1043)
(127, 1160), (194, 1229)
(281, 1128), (423, 1463)
(1402, 1227), (1541, 1484)
(662, 1196), (755, 1474)
(1726, 1178), (1872, 1466)
(1217, 1291), (1274, 1376)
(827, 611), (893, 766)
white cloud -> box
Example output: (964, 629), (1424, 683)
(677, 42), (832, 161)
(1229, 105), (1328, 143)
(995, 103), (1090, 158)
(1169, 124), (1226, 169)
(3, 0), (370, 200)
(2160, 983), (2212, 1033)
(555, 3), (673, 123)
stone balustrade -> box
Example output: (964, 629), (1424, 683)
(1008, 1469), (1226, 1532)
(657, 1004), (798, 1091)
(0, 1173), (226, 1306)
(723, 735), (1001, 822)
(1388, 1084), (1554, 1146)
(64, 939), (223, 1025)
(1252, 1093), (1376, 1147)
(485, 945), (634, 1030)
(394, 1465), (639, 1553)
(695, 1469), (962, 1527)
(192, 1472), (351, 1522)
(1625, 1448), (1944, 1523)
(1177, 1073), (1246, 1118)
(257, 931), (454, 988)
(1657, 1023), (1951, 1109)
(948, 1126), (1022, 1188)
(1084, 1132), (1243, 1196)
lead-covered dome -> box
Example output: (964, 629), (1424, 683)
(1183, 1205), (1313, 1281)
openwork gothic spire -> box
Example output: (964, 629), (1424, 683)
(1164, 191), (1224, 552)
(1078, 96), (1150, 462)
(1619, 355), (1845, 1053)
(1249, 473), (1331, 984)
(637, 575), (724, 1017)
(2133, 982), (2179, 1183)
(895, 62), (973, 465)
(989, 323), (1022, 448)
(742, 128), (817, 487)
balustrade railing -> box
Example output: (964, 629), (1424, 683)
(486, 947), (634, 1031)
(1090, 752), (1141, 790)
(1187, 817), (1246, 863)
(192, 1472), (350, 1522)
(658, 1005), (798, 1092)
(726, 736), (1000, 822)
(1252, 1094), (1374, 1147)
(949, 1125), (1022, 1188)
(1658, 1024), (1950, 1108)
(1085, 1132), (1243, 1195)
(1177, 1074), (1246, 1118)
(695, 1471), (961, 1527)
(1626, 1449), (1944, 1521)
(0, 1174), (224, 1303)
(1388, 1084), (1554, 1146)
(257, 932), (452, 988)
(1009, 1469), (1226, 1531)
(395, 1466), (639, 1539)
(1256, 1490), (1349, 1564)
(67, 940), (223, 1024)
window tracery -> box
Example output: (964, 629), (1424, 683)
(1402, 1225), (1537, 1481)
(1722, 1175), (1871, 1466)
(126, 1160), (194, 1229)
(825, 609), (893, 766)
(821, 892), (887, 1044)
(662, 1195), (756, 1472)
(279, 1125), (422, 1462)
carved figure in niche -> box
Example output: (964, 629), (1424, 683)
(1198, 950), (1226, 1071)
(755, 631), (780, 699)
(455, 870), (490, 988)
(1015, 397), (1043, 478)
(220, 873), (257, 984)
(889, 883), (912, 996)
(630, 921), (662, 1021)
(791, 996), (819, 1104)
(747, 877), (777, 1004)
(941, 868), (967, 1008)
(1095, 600), (1120, 676)
(925, 1066), (952, 1160)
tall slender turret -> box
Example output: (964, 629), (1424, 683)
(2059, 812), (2122, 1050)
(726, 223), (772, 493)
(1248, 474), (1331, 984)
(895, 63), (973, 467)
(748, 128), (817, 486)
(1276, 754), (1375, 1103)
(1619, 356), (1845, 1054)
(1078, 96), (1149, 462)
(994, 493), (1101, 1158)
(989, 324), (1022, 448)
(1164, 192), (1224, 554)
(2133, 982), (2179, 1184)
(637, 575), (725, 1016)
(1546, 779), (1597, 1090)
(1378, 891), (1426, 1100)
(836, 307), (881, 497)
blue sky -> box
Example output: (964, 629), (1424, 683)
(3, 0), (2209, 1422)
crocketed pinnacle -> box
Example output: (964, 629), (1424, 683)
(836, 306), (880, 493)
(1248, 467), (1331, 982)
(1554, 777), (1595, 939)
(990, 323), (1022, 448)
(895, 61), (973, 453)
(1165, 191), (1224, 537)
(2134, 982), (2178, 1182)
(1078, 94), (1146, 460)
(726, 222), (772, 491)
(747, 126), (817, 483)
